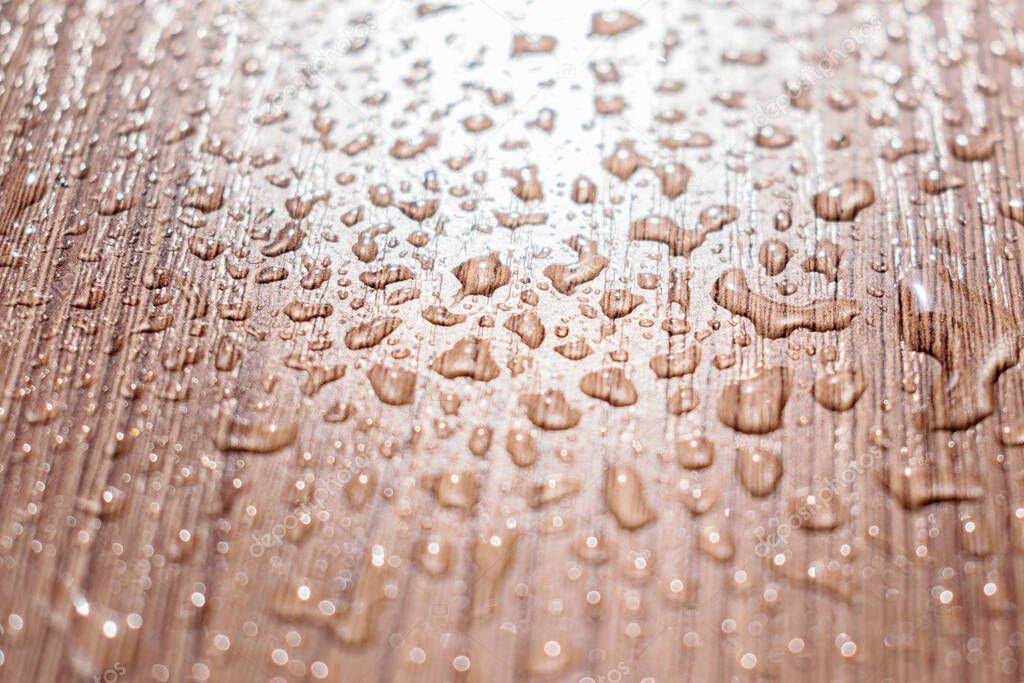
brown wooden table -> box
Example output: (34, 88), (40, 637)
(1, 0), (1023, 680)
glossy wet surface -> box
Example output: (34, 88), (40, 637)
(2, 0), (1024, 681)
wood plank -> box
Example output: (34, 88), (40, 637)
(0, 0), (1022, 681)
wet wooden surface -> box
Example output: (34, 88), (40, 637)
(2, 0), (1024, 681)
